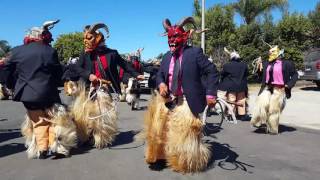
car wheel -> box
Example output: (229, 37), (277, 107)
(316, 81), (320, 89)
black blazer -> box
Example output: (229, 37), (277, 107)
(2, 42), (62, 103)
(218, 59), (248, 93)
(73, 47), (140, 94)
(258, 59), (298, 98)
(157, 46), (219, 115)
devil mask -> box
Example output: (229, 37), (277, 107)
(268, 45), (284, 62)
(162, 17), (197, 54)
(83, 23), (109, 52)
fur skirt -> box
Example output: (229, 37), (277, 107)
(71, 83), (118, 149)
(143, 93), (211, 173)
(21, 104), (77, 159)
(251, 87), (286, 134)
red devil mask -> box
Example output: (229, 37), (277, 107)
(163, 17), (197, 54)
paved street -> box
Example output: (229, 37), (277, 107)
(0, 85), (320, 180)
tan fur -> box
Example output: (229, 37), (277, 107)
(0, 84), (4, 100)
(64, 80), (78, 96)
(251, 89), (271, 127)
(71, 82), (118, 149)
(143, 93), (210, 173)
(251, 88), (286, 134)
(143, 93), (169, 163)
(48, 104), (77, 156)
(165, 99), (210, 173)
(21, 115), (38, 159)
(266, 88), (286, 134)
(21, 105), (77, 158)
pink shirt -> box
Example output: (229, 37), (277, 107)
(266, 59), (285, 85)
(166, 50), (215, 99)
(168, 52), (183, 96)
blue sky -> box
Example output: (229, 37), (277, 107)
(0, 0), (318, 60)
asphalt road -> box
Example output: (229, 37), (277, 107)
(1, 89), (320, 180)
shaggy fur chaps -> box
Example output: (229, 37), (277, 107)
(21, 104), (77, 159)
(251, 87), (286, 134)
(71, 82), (118, 149)
(143, 93), (211, 173)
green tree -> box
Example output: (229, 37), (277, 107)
(275, 12), (312, 69)
(308, 2), (320, 47)
(0, 40), (11, 58)
(53, 32), (84, 64)
(232, 0), (288, 24)
(192, 3), (236, 69)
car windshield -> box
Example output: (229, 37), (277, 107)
(305, 50), (320, 62)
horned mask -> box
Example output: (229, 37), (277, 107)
(268, 45), (284, 62)
(162, 17), (197, 54)
(83, 23), (109, 52)
(24, 20), (60, 45)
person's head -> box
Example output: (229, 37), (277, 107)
(24, 20), (59, 45)
(224, 47), (240, 61)
(268, 45), (284, 62)
(162, 17), (197, 54)
(83, 23), (109, 52)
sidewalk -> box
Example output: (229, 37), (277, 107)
(248, 84), (320, 131)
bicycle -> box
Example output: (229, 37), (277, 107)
(201, 97), (238, 132)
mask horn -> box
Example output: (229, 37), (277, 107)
(162, 19), (172, 32)
(177, 17), (197, 30)
(224, 47), (231, 55)
(261, 38), (272, 48)
(89, 23), (110, 38)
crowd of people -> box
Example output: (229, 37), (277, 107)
(0, 17), (298, 173)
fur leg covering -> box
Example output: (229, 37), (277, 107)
(143, 93), (169, 163)
(0, 83), (9, 100)
(251, 89), (271, 127)
(48, 104), (77, 156)
(0, 83), (5, 100)
(21, 115), (38, 159)
(72, 82), (118, 149)
(165, 99), (211, 173)
(266, 88), (286, 134)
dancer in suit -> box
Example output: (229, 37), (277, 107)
(142, 17), (219, 173)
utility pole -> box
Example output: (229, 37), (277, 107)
(201, 0), (205, 54)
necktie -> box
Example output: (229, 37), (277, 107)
(268, 61), (276, 84)
(171, 55), (180, 95)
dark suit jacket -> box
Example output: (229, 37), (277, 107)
(73, 47), (140, 94)
(156, 46), (219, 115)
(218, 58), (248, 93)
(258, 59), (298, 98)
(2, 42), (62, 103)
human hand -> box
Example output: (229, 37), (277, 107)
(136, 75), (145, 81)
(0, 59), (4, 66)
(89, 74), (98, 82)
(206, 97), (216, 107)
(159, 83), (168, 97)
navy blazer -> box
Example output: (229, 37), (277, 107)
(258, 59), (298, 99)
(2, 42), (62, 103)
(218, 58), (249, 93)
(156, 46), (219, 115)
(73, 47), (140, 94)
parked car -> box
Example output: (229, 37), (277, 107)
(299, 48), (320, 88)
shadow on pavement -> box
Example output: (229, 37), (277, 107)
(203, 123), (222, 137)
(109, 130), (145, 150)
(300, 86), (320, 91)
(0, 129), (22, 143)
(0, 143), (25, 158)
(253, 124), (296, 134)
(207, 141), (254, 173)
(71, 143), (93, 156)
